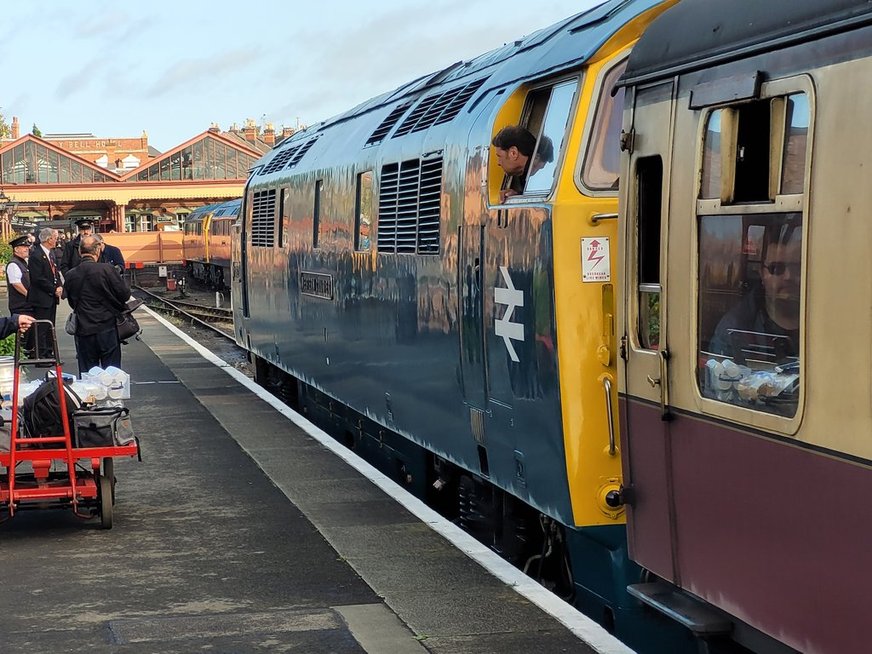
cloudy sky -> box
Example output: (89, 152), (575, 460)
(1, 0), (598, 153)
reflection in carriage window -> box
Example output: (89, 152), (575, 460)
(698, 213), (801, 417)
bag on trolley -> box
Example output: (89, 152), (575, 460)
(73, 406), (134, 448)
(21, 378), (83, 439)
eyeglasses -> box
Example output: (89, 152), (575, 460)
(763, 261), (800, 276)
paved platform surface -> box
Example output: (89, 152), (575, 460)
(0, 304), (605, 653)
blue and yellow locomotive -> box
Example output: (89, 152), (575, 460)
(232, 1), (687, 652)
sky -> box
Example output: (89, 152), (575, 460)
(0, 0), (600, 153)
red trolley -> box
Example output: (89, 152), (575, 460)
(0, 321), (140, 528)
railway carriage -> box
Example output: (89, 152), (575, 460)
(233, 1), (687, 651)
(616, 1), (872, 652)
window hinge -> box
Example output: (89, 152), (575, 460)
(620, 128), (635, 153)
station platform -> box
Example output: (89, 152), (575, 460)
(0, 304), (633, 654)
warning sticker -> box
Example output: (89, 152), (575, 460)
(581, 237), (610, 283)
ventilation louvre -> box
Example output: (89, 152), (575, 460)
(250, 189), (276, 247)
(365, 103), (412, 146)
(258, 137), (318, 175)
(392, 78), (485, 138)
(377, 156), (443, 255)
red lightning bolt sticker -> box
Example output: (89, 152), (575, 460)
(581, 237), (611, 282)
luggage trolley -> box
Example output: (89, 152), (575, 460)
(0, 320), (140, 528)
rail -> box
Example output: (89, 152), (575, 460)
(133, 286), (236, 342)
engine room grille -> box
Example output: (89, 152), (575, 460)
(260, 148), (296, 175)
(365, 102), (412, 146)
(250, 189), (276, 248)
(377, 155), (443, 255)
(258, 138), (318, 175)
(392, 78), (486, 137)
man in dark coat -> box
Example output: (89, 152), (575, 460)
(60, 219), (94, 275)
(64, 235), (131, 374)
(28, 227), (64, 358)
(94, 233), (125, 270)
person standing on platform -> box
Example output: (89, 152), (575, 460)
(94, 233), (125, 271)
(6, 234), (35, 353)
(60, 219), (95, 275)
(64, 235), (131, 374)
(28, 227), (64, 359)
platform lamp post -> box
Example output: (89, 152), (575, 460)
(0, 188), (13, 242)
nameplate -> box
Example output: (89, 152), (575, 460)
(300, 271), (334, 300)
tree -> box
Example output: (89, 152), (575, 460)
(0, 111), (9, 139)
(32, 123), (42, 137)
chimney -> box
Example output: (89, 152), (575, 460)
(11, 116), (19, 139)
(263, 123), (275, 146)
(243, 118), (257, 143)
(208, 123), (221, 133)
(281, 126), (295, 140)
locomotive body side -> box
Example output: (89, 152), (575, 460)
(233, 2), (687, 651)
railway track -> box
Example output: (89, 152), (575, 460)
(133, 286), (236, 341)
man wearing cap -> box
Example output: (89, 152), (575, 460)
(6, 234), (37, 353)
(60, 219), (94, 275)
(6, 235), (33, 315)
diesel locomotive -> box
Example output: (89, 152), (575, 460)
(183, 197), (240, 289)
(232, 1), (688, 652)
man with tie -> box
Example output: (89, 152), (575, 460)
(28, 227), (64, 359)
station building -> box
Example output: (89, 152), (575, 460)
(0, 116), (292, 236)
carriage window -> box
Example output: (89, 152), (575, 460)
(636, 156), (663, 350)
(780, 93), (809, 194)
(355, 171), (373, 251)
(696, 84), (810, 418)
(524, 80), (577, 195)
(699, 92), (809, 203)
(582, 59), (628, 190)
(700, 110), (723, 199)
(698, 214), (801, 417)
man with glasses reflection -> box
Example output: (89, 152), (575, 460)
(710, 226), (801, 363)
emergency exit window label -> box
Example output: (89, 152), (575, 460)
(581, 237), (610, 282)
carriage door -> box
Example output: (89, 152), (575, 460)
(620, 80), (678, 582)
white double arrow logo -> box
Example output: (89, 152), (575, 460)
(494, 266), (524, 362)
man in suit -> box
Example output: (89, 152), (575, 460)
(28, 227), (64, 359)
(64, 235), (131, 373)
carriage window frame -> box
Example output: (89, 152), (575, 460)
(694, 75), (813, 432)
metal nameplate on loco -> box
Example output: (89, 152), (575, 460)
(300, 271), (334, 299)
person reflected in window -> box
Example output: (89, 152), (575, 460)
(529, 135), (554, 178)
(710, 227), (801, 362)
(492, 125), (536, 202)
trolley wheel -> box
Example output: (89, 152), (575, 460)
(98, 475), (114, 529)
(102, 457), (116, 505)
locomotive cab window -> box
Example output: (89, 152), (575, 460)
(490, 78), (578, 202)
(696, 80), (811, 420)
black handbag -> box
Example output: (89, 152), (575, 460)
(116, 311), (141, 343)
